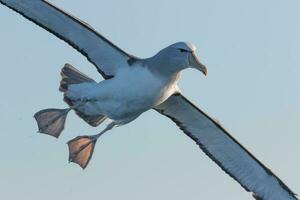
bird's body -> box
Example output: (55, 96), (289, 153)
(67, 63), (179, 125)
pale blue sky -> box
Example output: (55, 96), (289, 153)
(0, 0), (299, 199)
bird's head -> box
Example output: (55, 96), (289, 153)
(153, 42), (207, 76)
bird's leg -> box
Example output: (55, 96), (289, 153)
(80, 97), (98, 103)
(34, 102), (86, 138)
(67, 122), (116, 169)
(34, 108), (71, 138)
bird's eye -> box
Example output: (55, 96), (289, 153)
(179, 48), (190, 53)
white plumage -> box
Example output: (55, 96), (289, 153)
(66, 65), (178, 124)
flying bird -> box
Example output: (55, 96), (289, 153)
(0, 1), (297, 200)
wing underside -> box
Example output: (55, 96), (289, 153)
(155, 93), (297, 200)
(0, 0), (134, 79)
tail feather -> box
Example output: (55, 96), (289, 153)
(75, 112), (106, 127)
(60, 63), (106, 127)
(59, 63), (95, 92)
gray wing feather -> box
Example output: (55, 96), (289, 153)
(155, 93), (297, 200)
(0, 0), (135, 79)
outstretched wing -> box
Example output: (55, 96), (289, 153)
(155, 93), (297, 200)
(0, 0), (135, 79)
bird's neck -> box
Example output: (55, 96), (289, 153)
(144, 57), (182, 82)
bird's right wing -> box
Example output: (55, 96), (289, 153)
(155, 93), (297, 200)
(0, 0), (136, 79)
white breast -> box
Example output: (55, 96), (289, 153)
(67, 65), (178, 123)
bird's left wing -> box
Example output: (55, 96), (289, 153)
(155, 93), (297, 200)
(0, 0), (135, 79)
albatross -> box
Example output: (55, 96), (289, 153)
(0, 1), (297, 200)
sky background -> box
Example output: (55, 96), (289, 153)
(0, 0), (299, 199)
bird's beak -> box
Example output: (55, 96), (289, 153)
(189, 52), (207, 76)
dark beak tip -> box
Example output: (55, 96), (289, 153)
(202, 65), (208, 76)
